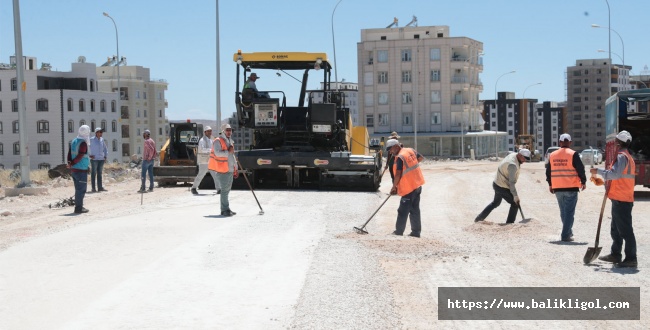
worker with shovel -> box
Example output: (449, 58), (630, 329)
(546, 133), (587, 242)
(475, 149), (529, 224)
(386, 139), (425, 238)
(590, 131), (637, 268)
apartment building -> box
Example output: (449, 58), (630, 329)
(358, 25), (500, 158)
(534, 101), (567, 153)
(96, 58), (168, 160)
(566, 59), (632, 150)
(0, 56), (120, 170)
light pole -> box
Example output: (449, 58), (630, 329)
(216, 0), (222, 125)
(494, 70), (516, 157)
(597, 49), (623, 65)
(13, 0), (30, 186)
(522, 82), (541, 135)
(103, 12), (120, 123)
(331, 0), (343, 91)
(592, 24), (624, 66)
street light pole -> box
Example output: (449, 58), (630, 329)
(216, 0), (221, 125)
(13, 0), (30, 186)
(103, 12), (120, 126)
(494, 70), (516, 158)
(331, 0), (343, 91)
(592, 24), (624, 66)
(522, 82), (541, 135)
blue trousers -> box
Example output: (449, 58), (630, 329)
(141, 160), (154, 190)
(555, 190), (578, 240)
(90, 159), (105, 190)
(71, 171), (87, 212)
(610, 200), (636, 260)
(395, 186), (422, 235)
(217, 172), (234, 213)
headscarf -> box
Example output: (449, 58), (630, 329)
(78, 125), (91, 145)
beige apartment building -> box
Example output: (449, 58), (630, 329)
(357, 25), (499, 158)
(96, 59), (168, 161)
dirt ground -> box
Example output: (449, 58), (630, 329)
(0, 159), (648, 328)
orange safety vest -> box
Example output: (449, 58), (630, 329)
(608, 149), (636, 202)
(392, 148), (425, 196)
(208, 137), (230, 173)
(549, 148), (581, 189)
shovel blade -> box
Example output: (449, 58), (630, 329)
(583, 246), (602, 264)
(353, 226), (368, 235)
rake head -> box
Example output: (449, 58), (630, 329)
(353, 226), (368, 235)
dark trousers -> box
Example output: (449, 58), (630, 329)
(610, 200), (636, 260)
(71, 171), (87, 212)
(90, 159), (105, 190)
(395, 186), (422, 235)
(477, 182), (518, 223)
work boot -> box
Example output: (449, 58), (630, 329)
(138, 188), (147, 193)
(191, 188), (198, 195)
(616, 259), (638, 268)
(561, 237), (574, 242)
(474, 216), (484, 222)
(99, 188), (108, 192)
(391, 231), (403, 236)
(598, 254), (622, 263)
(148, 188), (154, 192)
(221, 210), (235, 217)
(227, 210), (236, 215)
(408, 232), (420, 238)
(74, 207), (89, 214)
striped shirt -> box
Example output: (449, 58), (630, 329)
(143, 138), (156, 161)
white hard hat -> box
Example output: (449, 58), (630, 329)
(385, 139), (400, 150)
(221, 123), (232, 131)
(204, 126), (212, 131)
(518, 148), (531, 158)
(616, 130), (632, 143)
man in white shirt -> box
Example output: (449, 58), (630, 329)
(191, 126), (220, 195)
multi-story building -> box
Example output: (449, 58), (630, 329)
(566, 58), (632, 150)
(0, 56), (120, 170)
(358, 25), (499, 158)
(483, 92), (535, 152)
(311, 81), (359, 126)
(96, 58), (168, 161)
(534, 101), (567, 153)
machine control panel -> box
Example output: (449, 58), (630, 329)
(254, 103), (278, 127)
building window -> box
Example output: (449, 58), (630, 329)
(13, 142), (20, 155)
(91, 120), (96, 132)
(37, 120), (49, 133)
(90, 99), (96, 112)
(79, 99), (85, 112)
(100, 100), (106, 112)
(137, 109), (141, 118)
(430, 48), (441, 60)
(364, 93), (374, 106)
(377, 50), (388, 63)
(11, 78), (17, 91)
(159, 109), (163, 118)
(112, 120), (117, 132)
(402, 92), (412, 104)
(492, 113), (496, 118)
(136, 90), (141, 99)
(430, 70), (440, 82)
(80, 119), (86, 127)
(0, 143), (3, 155)
(111, 100), (116, 112)
(101, 120), (107, 132)
(112, 139), (118, 152)
(378, 113), (389, 126)
(68, 120), (74, 133)
(430, 91), (441, 103)
(67, 98), (73, 111)
(36, 99), (49, 112)
(12, 120), (19, 133)
(402, 71), (412, 83)
(508, 112), (513, 118)
(366, 114), (374, 127)
(0, 100), (2, 112)
(0, 122), (2, 134)
(144, 110), (147, 117)
(12, 99), (18, 112)
(38, 141), (50, 154)
(143, 92), (147, 100)
(378, 72), (388, 84)
(431, 112), (441, 124)
(401, 49), (412, 62)
(402, 113), (411, 125)
(573, 114), (581, 120)
(378, 92), (389, 105)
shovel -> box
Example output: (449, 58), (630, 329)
(354, 194), (392, 234)
(583, 191), (609, 264)
(518, 203), (526, 221)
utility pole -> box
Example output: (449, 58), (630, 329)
(14, 0), (30, 186)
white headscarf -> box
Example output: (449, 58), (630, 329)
(78, 125), (91, 145)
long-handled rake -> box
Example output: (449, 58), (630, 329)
(354, 194), (392, 234)
(235, 156), (264, 215)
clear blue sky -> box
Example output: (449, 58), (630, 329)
(1, 0), (648, 121)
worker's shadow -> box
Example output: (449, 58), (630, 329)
(548, 240), (588, 246)
(587, 263), (641, 275)
(203, 215), (230, 218)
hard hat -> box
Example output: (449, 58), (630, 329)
(616, 130), (632, 143)
(385, 139), (400, 150)
(518, 148), (531, 158)
(221, 123), (232, 131)
(204, 126), (212, 131)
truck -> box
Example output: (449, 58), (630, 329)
(604, 88), (650, 188)
(153, 120), (215, 188)
(515, 134), (541, 162)
(232, 51), (382, 190)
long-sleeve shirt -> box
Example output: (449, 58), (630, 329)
(545, 147), (587, 191)
(143, 138), (156, 161)
(597, 150), (630, 180)
(67, 141), (88, 172)
(89, 136), (108, 160)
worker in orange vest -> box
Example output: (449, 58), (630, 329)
(591, 130), (637, 268)
(546, 133), (586, 242)
(208, 124), (239, 217)
(386, 139), (425, 238)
